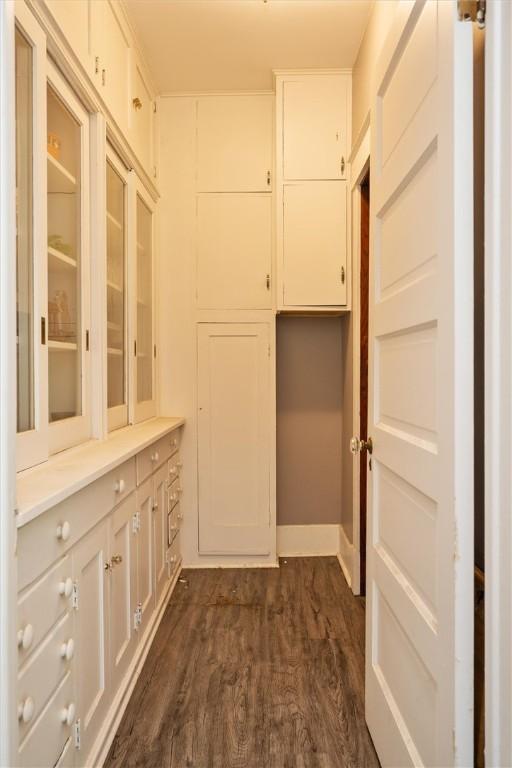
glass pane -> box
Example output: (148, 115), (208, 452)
(15, 28), (34, 434)
(106, 160), (126, 411)
(47, 84), (82, 423)
(136, 195), (153, 403)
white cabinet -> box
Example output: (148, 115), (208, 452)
(197, 95), (273, 192)
(90, 0), (130, 134)
(275, 70), (351, 310)
(153, 464), (168, 605)
(198, 323), (271, 555)
(281, 74), (349, 181)
(283, 182), (347, 306)
(43, 0), (92, 74)
(197, 193), (272, 310)
(129, 52), (155, 178)
(108, 494), (137, 693)
(72, 520), (109, 764)
(135, 477), (155, 636)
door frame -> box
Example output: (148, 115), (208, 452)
(485, 2), (512, 763)
(0, 2), (18, 765)
(339, 120), (370, 596)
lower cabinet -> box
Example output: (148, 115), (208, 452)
(16, 427), (183, 768)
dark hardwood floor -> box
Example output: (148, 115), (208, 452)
(104, 557), (380, 768)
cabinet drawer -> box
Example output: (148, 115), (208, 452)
(137, 432), (178, 485)
(167, 502), (182, 547)
(18, 612), (73, 739)
(167, 476), (182, 511)
(167, 532), (181, 578)
(168, 451), (182, 487)
(18, 556), (72, 665)
(18, 458), (135, 590)
(17, 671), (74, 768)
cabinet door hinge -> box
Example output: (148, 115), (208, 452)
(153, 101), (157, 114)
(134, 603), (142, 630)
(71, 582), (79, 611)
(268, 343), (271, 358)
(74, 718), (81, 749)
(457, 0), (485, 27)
(132, 511), (141, 533)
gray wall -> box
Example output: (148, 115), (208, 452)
(276, 317), (343, 526)
(340, 314), (354, 542)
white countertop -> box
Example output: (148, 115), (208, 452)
(16, 417), (185, 528)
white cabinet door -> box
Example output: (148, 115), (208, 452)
(129, 53), (154, 176)
(153, 464), (168, 605)
(365, 2), (474, 766)
(44, 0), (92, 74)
(94, 1), (130, 135)
(136, 478), (154, 635)
(108, 494), (137, 693)
(198, 323), (271, 555)
(72, 520), (109, 765)
(283, 181), (347, 306)
(197, 95), (273, 192)
(197, 193), (272, 310)
(283, 75), (348, 180)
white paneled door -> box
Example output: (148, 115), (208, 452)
(366, 2), (473, 767)
(198, 323), (271, 555)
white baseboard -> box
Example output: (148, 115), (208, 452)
(277, 524), (340, 556)
(90, 562), (183, 768)
(338, 525), (356, 590)
(184, 561), (279, 569)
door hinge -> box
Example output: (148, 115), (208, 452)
(266, 170), (271, 187)
(268, 343), (271, 358)
(41, 317), (46, 345)
(85, 329), (90, 352)
(134, 339), (137, 357)
(74, 718), (81, 750)
(153, 101), (157, 114)
(154, 343), (157, 359)
(71, 582), (79, 611)
(341, 266), (346, 285)
(457, 0), (485, 28)
(134, 603), (142, 630)
(340, 156), (345, 175)
(132, 511), (140, 533)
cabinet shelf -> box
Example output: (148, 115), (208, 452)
(47, 153), (77, 194)
(107, 211), (123, 232)
(48, 245), (77, 270)
(48, 339), (78, 352)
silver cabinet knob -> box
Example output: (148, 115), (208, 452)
(58, 577), (73, 598)
(60, 702), (75, 726)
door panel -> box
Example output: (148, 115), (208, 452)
(366, 2), (474, 767)
(136, 478), (154, 635)
(197, 193), (272, 310)
(197, 95), (273, 192)
(153, 464), (168, 604)
(44, 0), (91, 72)
(109, 494), (137, 692)
(72, 520), (109, 765)
(198, 323), (271, 554)
(283, 76), (348, 180)
(283, 181), (346, 306)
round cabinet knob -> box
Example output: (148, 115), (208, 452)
(56, 521), (71, 542)
(60, 638), (75, 661)
(114, 478), (126, 493)
(58, 577), (73, 598)
(17, 624), (34, 651)
(171, 438), (177, 448)
(60, 702), (76, 727)
(18, 697), (35, 724)
(151, 451), (160, 463)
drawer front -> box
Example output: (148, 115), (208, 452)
(167, 476), (182, 511)
(18, 612), (73, 739)
(167, 452), (183, 487)
(18, 556), (72, 665)
(167, 532), (181, 579)
(136, 432), (178, 486)
(18, 459), (135, 590)
(17, 671), (74, 768)
(167, 502), (183, 547)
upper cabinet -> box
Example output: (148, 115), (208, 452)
(281, 73), (350, 181)
(43, 0), (92, 71)
(275, 71), (351, 311)
(90, 0), (131, 135)
(197, 95), (273, 192)
(129, 52), (156, 179)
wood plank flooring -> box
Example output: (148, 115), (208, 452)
(104, 557), (380, 768)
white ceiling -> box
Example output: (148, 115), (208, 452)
(122, 0), (373, 94)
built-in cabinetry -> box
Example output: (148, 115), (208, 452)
(275, 71), (351, 310)
(16, 421), (184, 768)
(15, 1), (158, 471)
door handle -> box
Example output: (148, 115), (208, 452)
(350, 436), (373, 454)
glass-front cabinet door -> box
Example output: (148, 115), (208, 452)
(106, 148), (128, 431)
(46, 62), (90, 452)
(134, 179), (156, 422)
(15, 6), (47, 471)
